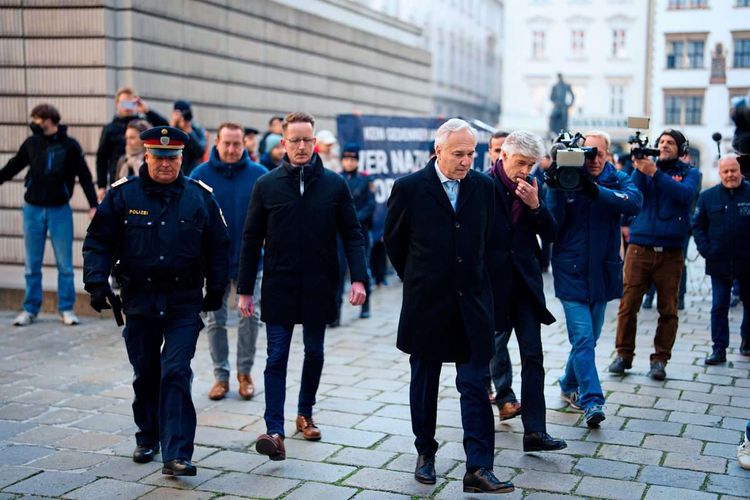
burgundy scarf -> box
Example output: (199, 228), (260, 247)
(491, 159), (524, 225)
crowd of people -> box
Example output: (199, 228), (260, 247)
(0, 95), (748, 489)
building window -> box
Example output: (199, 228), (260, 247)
(734, 36), (750, 68)
(610, 85), (625, 115)
(532, 30), (545, 59)
(664, 90), (704, 125)
(668, 0), (708, 8)
(571, 30), (585, 57)
(612, 29), (627, 58)
(737, 0), (750, 6)
(666, 34), (706, 68)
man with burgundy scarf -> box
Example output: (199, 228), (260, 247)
(486, 131), (567, 452)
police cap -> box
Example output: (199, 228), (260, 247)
(140, 126), (189, 158)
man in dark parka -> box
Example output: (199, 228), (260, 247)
(237, 112), (368, 461)
(384, 119), (513, 494)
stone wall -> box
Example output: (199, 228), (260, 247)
(0, 0), (431, 271)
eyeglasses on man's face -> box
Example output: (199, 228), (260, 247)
(286, 137), (315, 146)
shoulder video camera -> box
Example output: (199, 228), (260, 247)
(545, 131), (598, 191)
(627, 117), (659, 160)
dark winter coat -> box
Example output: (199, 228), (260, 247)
(341, 170), (376, 230)
(190, 147), (267, 279)
(628, 159), (701, 249)
(96, 111), (168, 188)
(487, 172), (557, 332)
(692, 180), (750, 278)
(180, 123), (208, 176)
(547, 162), (642, 303)
(236, 154), (368, 325)
(0, 124), (98, 208)
(384, 159), (496, 363)
(82, 165), (230, 317)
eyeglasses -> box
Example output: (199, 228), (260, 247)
(286, 137), (315, 146)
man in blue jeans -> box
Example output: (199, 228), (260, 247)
(692, 154), (750, 364)
(0, 104), (98, 326)
(236, 113), (368, 461)
(547, 131), (642, 426)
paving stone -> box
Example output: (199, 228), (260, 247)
(28, 450), (108, 470)
(683, 425), (742, 444)
(4, 470), (95, 497)
(665, 380), (713, 393)
(642, 435), (704, 455)
(2, 445), (50, 471)
(623, 418), (682, 436)
(663, 452), (727, 474)
(654, 398), (709, 413)
(643, 485), (718, 500)
(0, 403), (48, 421)
(198, 471), (299, 498)
(63, 477), (154, 499)
(10, 425), (82, 446)
(55, 430), (126, 451)
(637, 385), (682, 399)
(0, 420), (34, 441)
(637, 465), (706, 489)
(680, 391), (731, 405)
(319, 425), (385, 448)
(573, 457), (639, 480)
(316, 397), (383, 415)
(511, 470), (580, 493)
(605, 392), (657, 408)
(193, 426), (254, 449)
(195, 450), (266, 472)
(524, 494), (586, 500)
(435, 479), (523, 499)
(196, 410), (258, 430)
(314, 409), (368, 428)
(89, 456), (162, 481)
(385, 453), (457, 476)
(702, 442), (740, 460)
(575, 477), (645, 500)
(494, 449), (576, 473)
(355, 416), (414, 436)
(31, 408), (87, 425)
(351, 490), (411, 499)
(0, 466), (38, 488)
(708, 404), (749, 419)
(283, 481), (359, 500)
(373, 435), (415, 454)
(705, 473), (750, 495)
(668, 411), (722, 427)
(139, 466), (221, 489)
(616, 406), (668, 421)
(139, 487), (214, 500)
(70, 413), (134, 433)
(585, 428), (644, 446)
(327, 447), (396, 467)
(597, 444), (663, 465)
(253, 457), (355, 482)
(343, 467), (445, 496)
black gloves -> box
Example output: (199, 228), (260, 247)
(88, 282), (113, 312)
(201, 289), (225, 312)
(580, 174), (600, 199)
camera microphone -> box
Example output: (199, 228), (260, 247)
(712, 132), (722, 158)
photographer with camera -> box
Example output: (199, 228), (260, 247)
(610, 129), (701, 381)
(546, 131), (642, 426)
(171, 100), (207, 176)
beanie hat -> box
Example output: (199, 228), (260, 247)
(656, 129), (687, 152)
(341, 142), (360, 159)
(265, 134), (282, 151)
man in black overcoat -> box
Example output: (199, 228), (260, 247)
(384, 119), (514, 494)
(486, 130), (567, 452)
(237, 112), (368, 461)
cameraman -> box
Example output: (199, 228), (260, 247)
(610, 129), (701, 380)
(547, 131), (642, 427)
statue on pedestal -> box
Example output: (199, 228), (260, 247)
(549, 73), (575, 135)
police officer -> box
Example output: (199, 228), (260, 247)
(331, 142), (375, 326)
(82, 126), (230, 476)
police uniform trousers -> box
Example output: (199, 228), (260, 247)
(409, 350), (495, 471)
(123, 312), (204, 462)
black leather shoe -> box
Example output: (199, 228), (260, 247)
(463, 468), (514, 493)
(740, 338), (750, 356)
(648, 361), (667, 381)
(705, 349), (727, 365)
(414, 454), (436, 484)
(523, 432), (568, 452)
(607, 356), (632, 374)
(162, 458), (197, 476)
(132, 444), (159, 464)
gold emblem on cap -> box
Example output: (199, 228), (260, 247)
(160, 137), (170, 146)
(161, 128), (168, 135)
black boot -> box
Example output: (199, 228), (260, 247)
(162, 458), (197, 476)
(132, 444), (159, 464)
(705, 349), (727, 365)
(360, 297), (370, 319)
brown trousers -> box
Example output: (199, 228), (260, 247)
(615, 244), (684, 364)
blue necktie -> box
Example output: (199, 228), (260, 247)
(444, 180), (459, 210)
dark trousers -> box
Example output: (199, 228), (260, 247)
(264, 322), (325, 436)
(711, 275), (750, 351)
(370, 239), (388, 285)
(123, 313), (203, 462)
(538, 239), (551, 271)
(615, 244), (684, 363)
(490, 285), (547, 433)
(410, 353), (495, 471)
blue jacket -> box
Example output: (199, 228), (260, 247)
(628, 159), (701, 249)
(692, 180), (750, 278)
(190, 147), (267, 279)
(547, 162), (642, 303)
(341, 170), (376, 230)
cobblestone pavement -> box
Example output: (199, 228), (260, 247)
(0, 251), (749, 499)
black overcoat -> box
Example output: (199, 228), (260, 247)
(486, 173), (557, 332)
(384, 159), (495, 363)
(236, 154), (368, 325)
